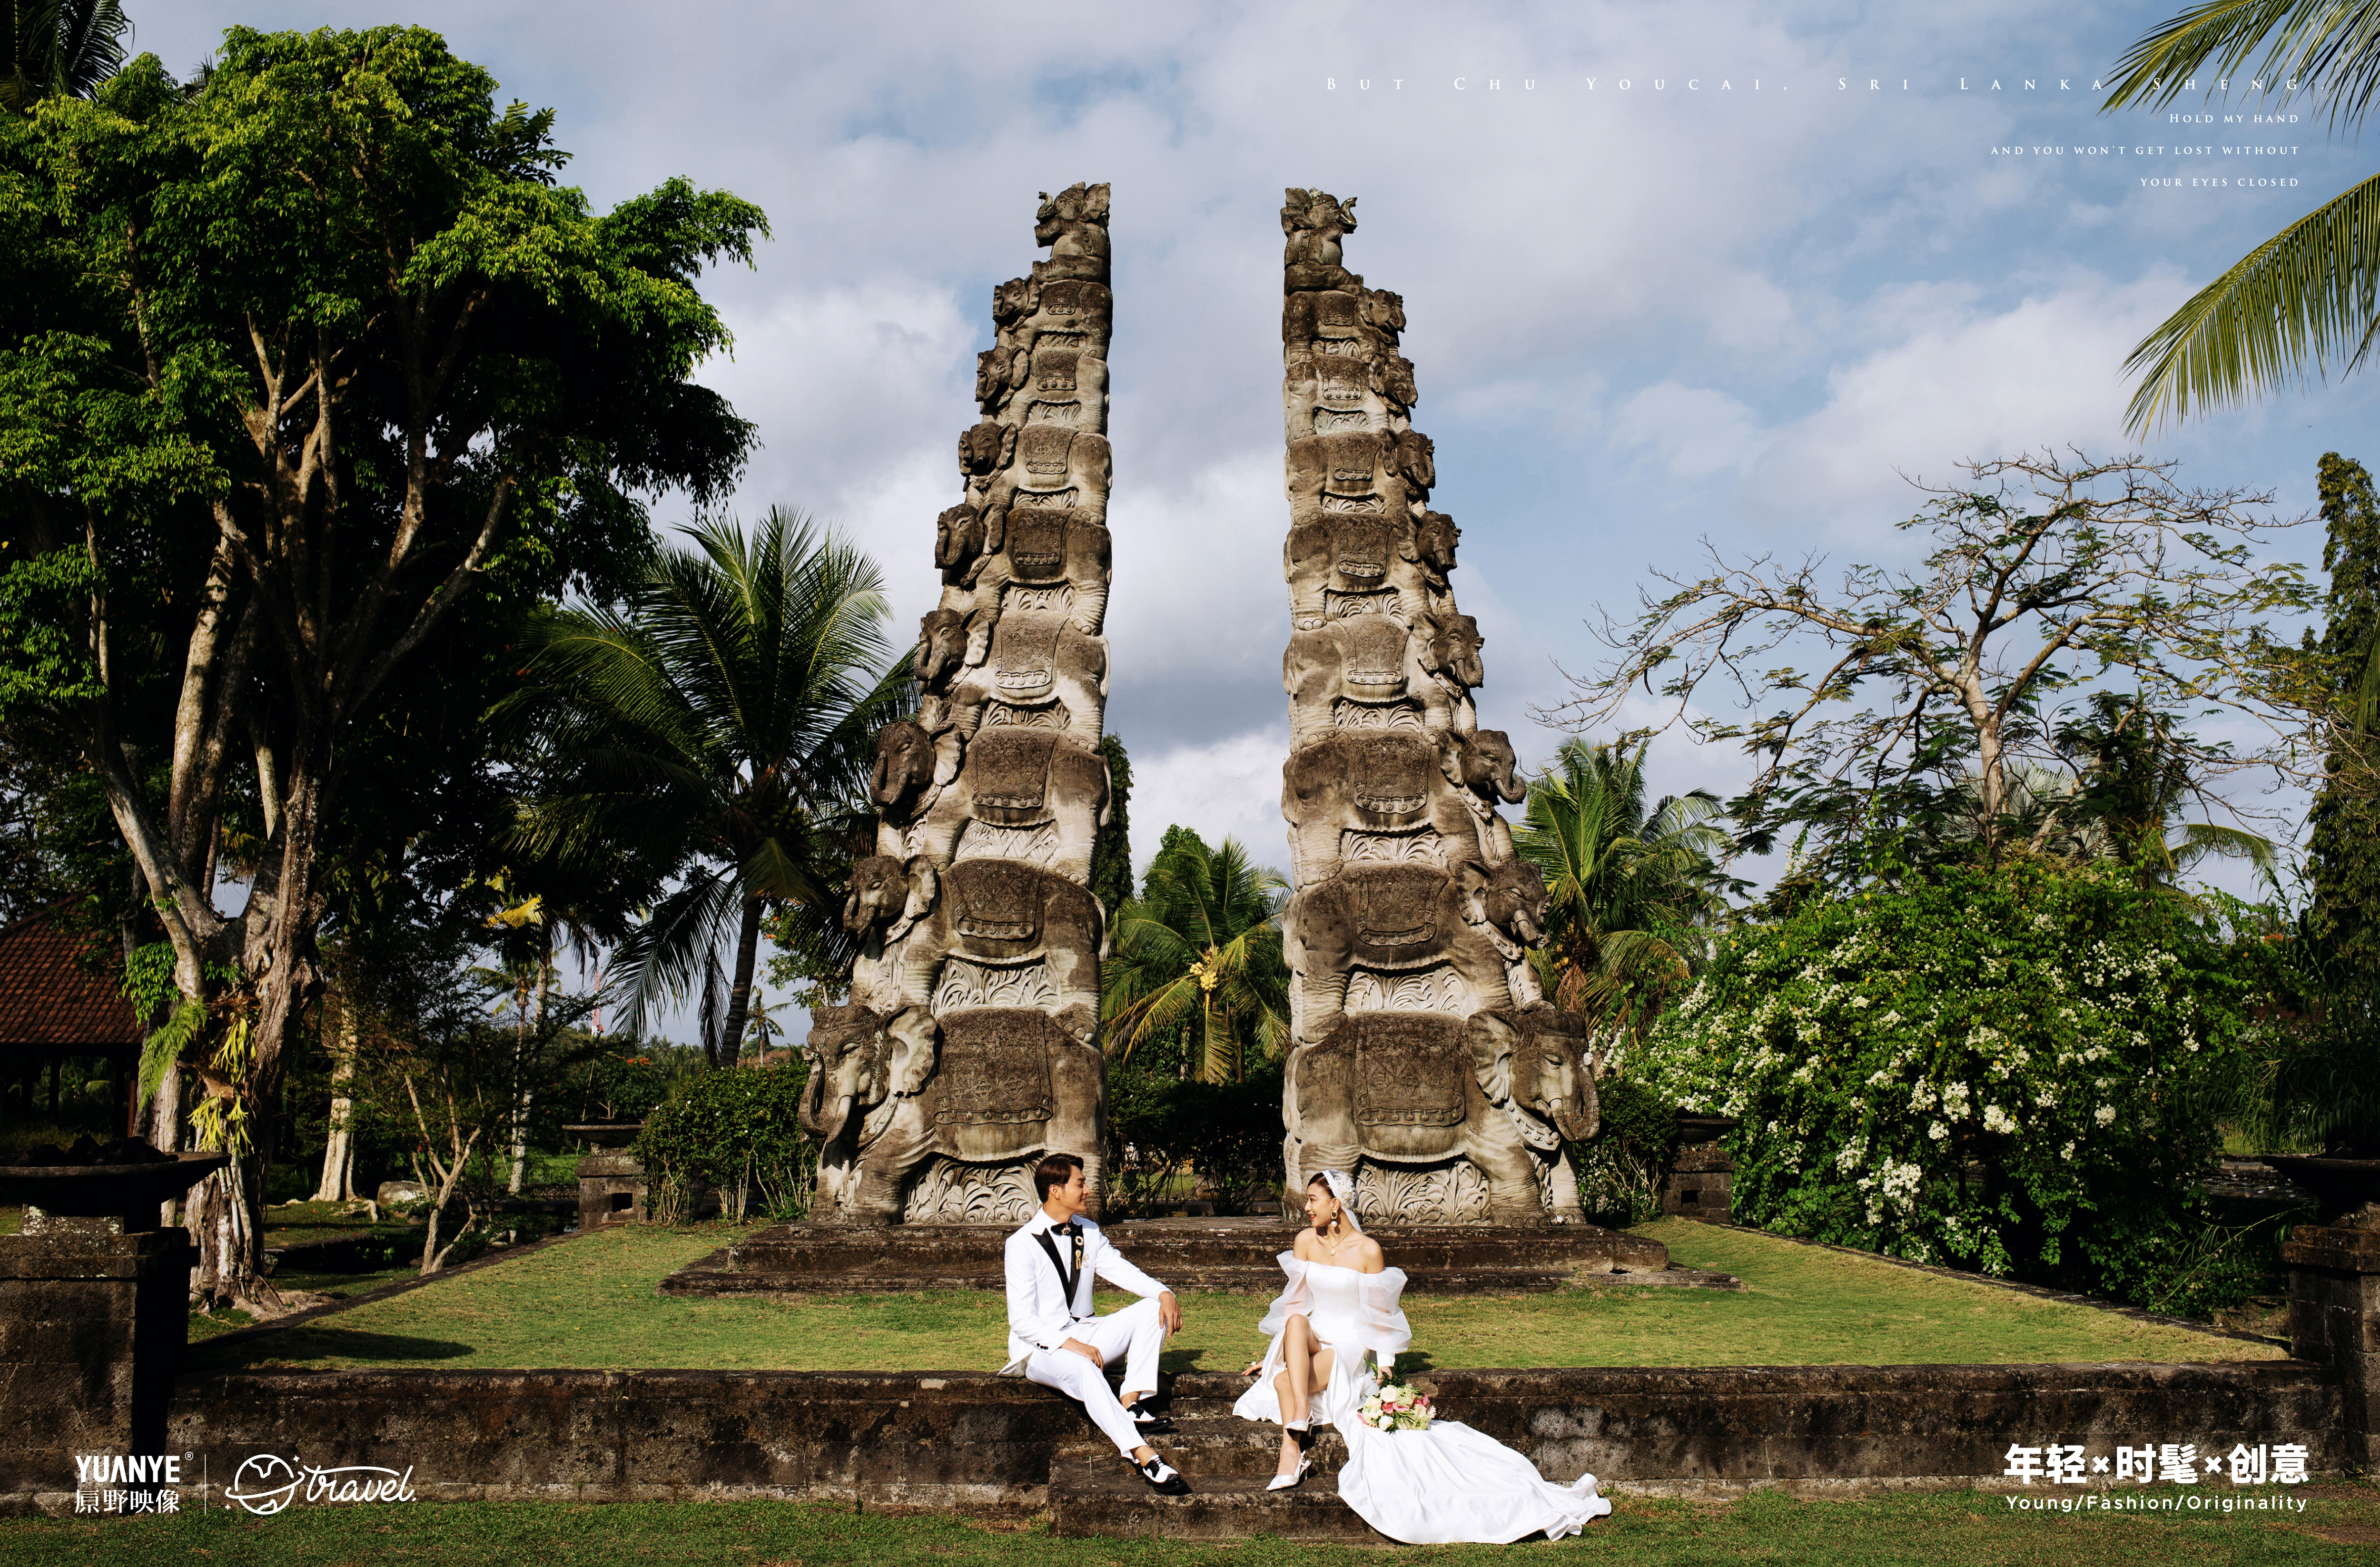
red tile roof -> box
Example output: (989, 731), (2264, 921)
(0, 915), (141, 1049)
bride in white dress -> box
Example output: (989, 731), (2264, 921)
(1232, 1170), (1613, 1544)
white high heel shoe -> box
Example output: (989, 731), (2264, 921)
(1266, 1453), (1312, 1491)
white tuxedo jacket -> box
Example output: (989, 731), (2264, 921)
(1001, 1210), (1169, 1371)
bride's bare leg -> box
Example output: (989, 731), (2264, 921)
(1280, 1315), (1314, 1423)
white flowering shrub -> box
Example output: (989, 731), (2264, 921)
(1637, 858), (2250, 1305)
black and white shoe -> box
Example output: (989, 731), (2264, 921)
(1136, 1454), (1190, 1495)
(1126, 1404), (1175, 1435)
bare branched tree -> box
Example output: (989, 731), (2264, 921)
(1548, 452), (2319, 868)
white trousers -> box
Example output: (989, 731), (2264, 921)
(1024, 1295), (1168, 1459)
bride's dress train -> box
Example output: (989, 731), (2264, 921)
(1232, 1253), (1613, 1544)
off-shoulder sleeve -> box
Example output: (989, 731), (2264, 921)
(1252, 1252), (1313, 1340)
(1355, 1266), (1412, 1360)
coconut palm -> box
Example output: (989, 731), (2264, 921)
(1513, 739), (1729, 1059)
(1102, 829), (1291, 1084)
(502, 509), (908, 1068)
(2, 1), (130, 110)
(2105, 4), (2380, 431)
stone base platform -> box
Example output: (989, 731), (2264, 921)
(134, 1360), (2343, 1528)
(660, 1216), (1678, 1298)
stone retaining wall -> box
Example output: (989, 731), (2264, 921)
(131, 1360), (2342, 1514)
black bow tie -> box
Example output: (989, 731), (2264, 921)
(1054, 1222), (1080, 1239)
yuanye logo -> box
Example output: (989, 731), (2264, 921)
(223, 1454), (417, 1516)
(74, 1455), (182, 1486)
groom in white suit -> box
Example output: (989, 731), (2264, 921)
(1004, 1152), (1189, 1493)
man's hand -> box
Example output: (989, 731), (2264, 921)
(1157, 1290), (1182, 1334)
(1062, 1337), (1104, 1367)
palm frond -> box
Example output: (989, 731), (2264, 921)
(2122, 167), (2380, 432)
(2104, 0), (2380, 133)
(606, 867), (741, 1039)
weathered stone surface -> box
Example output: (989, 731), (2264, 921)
(1274, 189), (1592, 1223)
(813, 186), (1116, 1224)
(0, 1227), (191, 1511)
(662, 1217), (1670, 1296)
(133, 1359), (2341, 1523)
(2284, 1222), (2380, 1470)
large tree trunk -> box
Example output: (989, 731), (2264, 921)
(312, 990), (358, 1203)
(716, 897), (764, 1069)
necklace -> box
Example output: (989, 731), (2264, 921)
(1317, 1222), (1358, 1259)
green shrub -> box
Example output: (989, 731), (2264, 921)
(1106, 1062), (1284, 1216)
(1570, 1074), (1679, 1225)
(634, 1062), (815, 1223)
(1637, 855), (2252, 1309)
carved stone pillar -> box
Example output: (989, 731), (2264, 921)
(816, 185), (1116, 1225)
(1274, 189), (1597, 1224)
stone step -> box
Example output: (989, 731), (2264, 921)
(1061, 1427), (1353, 1479)
(659, 1216), (1674, 1299)
(1047, 1465), (1387, 1542)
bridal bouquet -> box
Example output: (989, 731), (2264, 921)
(1358, 1382), (1433, 1432)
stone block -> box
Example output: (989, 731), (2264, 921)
(0, 1227), (189, 1508)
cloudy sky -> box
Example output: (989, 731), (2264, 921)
(146, 3), (2380, 1031)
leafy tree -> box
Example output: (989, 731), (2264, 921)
(1514, 737), (1728, 1062)
(0, 30), (765, 1306)
(2288, 452), (2380, 1152)
(1558, 453), (2309, 891)
(633, 1060), (813, 1222)
(1639, 854), (2253, 1312)
(1101, 827), (1289, 1083)
(1091, 733), (1134, 919)
(503, 510), (909, 1070)
(2104, 5), (2380, 430)
(346, 915), (602, 1273)
(1, 1), (128, 110)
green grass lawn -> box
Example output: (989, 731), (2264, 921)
(4, 1486), (2375, 1565)
(184, 1217), (2282, 1376)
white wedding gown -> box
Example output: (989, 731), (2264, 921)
(1232, 1253), (1612, 1543)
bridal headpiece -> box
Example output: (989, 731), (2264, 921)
(1319, 1168), (1362, 1232)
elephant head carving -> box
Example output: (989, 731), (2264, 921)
(869, 721), (939, 822)
(1421, 608), (1485, 690)
(800, 1004), (939, 1143)
(935, 504), (987, 583)
(844, 854), (938, 943)
(1416, 511), (1460, 582)
(958, 419), (1015, 480)
(1459, 856), (1550, 951)
(1363, 288), (1407, 335)
(1377, 355), (1418, 409)
(1393, 430), (1435, 495)
(917, 608), (979, 695)
(1447, 729), (1527, 806)
(992, 276), (1037, 326)
(1468, 1005), (1598, 1145)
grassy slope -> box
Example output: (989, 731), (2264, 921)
(186, 1217), (2281, 1376)
(5, 1488), (2376, 1566)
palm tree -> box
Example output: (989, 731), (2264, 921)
(2, 1), (129, 110)
(1102, 829), (1291, 1084)
(2105, 5), (2380, 432)
(1513, 739), (1729, 1061)
(503, 509), (908, 1068)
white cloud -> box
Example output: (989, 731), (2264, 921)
(1127, 725), (1294, 878)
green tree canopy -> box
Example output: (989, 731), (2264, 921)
(502, 509), (909, 1070)
(1101, 827), (1289, 1083)
(0, 27), (765, 1306)
(1, 1), (129, 110)
(1513, 737), (1728, 1058)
